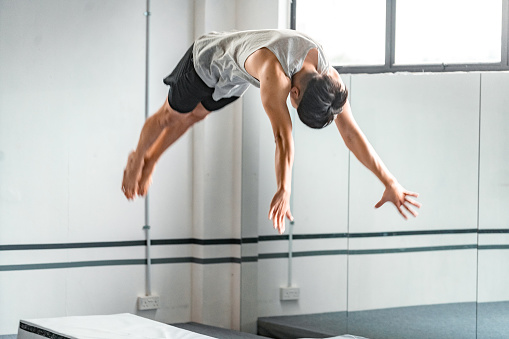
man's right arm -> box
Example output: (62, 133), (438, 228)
(258, 58), (295, 234)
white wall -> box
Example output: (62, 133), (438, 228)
(0, 0), (247, 335)
(0, 0), (147, 244)
(0, 1), (154, 334)
(190, 0), (241, 330)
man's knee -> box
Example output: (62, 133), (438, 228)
(190, 103), (210, 122)
(155, 100), (209, 128)
(151, 99), (180, 128)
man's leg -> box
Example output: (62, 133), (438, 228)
(122, 99), (210, 199)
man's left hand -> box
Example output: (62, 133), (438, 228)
(375, 182), (422, 219)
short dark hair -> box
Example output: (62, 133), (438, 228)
(297, 74), (349, 129)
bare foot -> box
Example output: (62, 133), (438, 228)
(138, 159), (156, 197)
(122, 151), (144, 200)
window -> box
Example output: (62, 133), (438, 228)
(395, 0), (502, 65)
(296, 0), (386, 66)
(293, 0), (508, 73)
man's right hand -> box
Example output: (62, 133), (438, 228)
(269, 188), (294, 234)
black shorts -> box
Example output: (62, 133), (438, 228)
(163, 44), (240, 113)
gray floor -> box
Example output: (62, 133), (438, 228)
(173, 322), (269, 338)
(258, 302), (509, 339)
(4, 302), (507, 339)
(258, 312), (348, 338)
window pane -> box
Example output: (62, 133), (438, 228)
(395, 0), (502, 65)
(296, 0), (386, 66)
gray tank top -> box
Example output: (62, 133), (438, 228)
(193, 29), (330, 101)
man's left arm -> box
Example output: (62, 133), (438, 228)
(332, 71), (421, 218)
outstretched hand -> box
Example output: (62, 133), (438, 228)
(375, 182), (422, 219)
(269, 188), (294, 234)
(122, 151), (143, 200)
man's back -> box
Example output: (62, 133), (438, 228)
(192, 29), (329, 101)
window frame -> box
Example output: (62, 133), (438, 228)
(292, 0), (509, 74)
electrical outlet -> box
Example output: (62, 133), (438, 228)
(138, 295), (160, 310)
(280, 286), (300, 301)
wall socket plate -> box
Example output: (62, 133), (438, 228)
(280, 286), (300, 301)
(138, 295), (160, 310)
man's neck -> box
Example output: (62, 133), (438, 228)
(292, 64), (318, 88)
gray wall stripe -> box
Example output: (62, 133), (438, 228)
(257, 228), (491, 242)
(478, 245), (509, 250)
(152, 238), (242, 246)
(0, 238), (245, 251)
(478, 229), (509, 234)
(0, 260), (145, 271)
(1, 229), (505, 251)
(0, 241), (145, 251)
(259, 245), (478, 260)
(0, 238), (241, 251)
(152, 257), (242, 265)
(241, 256), (259, 262)
(349, 229), (478, 237)
(349, 245), (478, 255)
(0, 257), (242, 272)
(0, 244), (504, 272)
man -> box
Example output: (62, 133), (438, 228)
(122, 29), (421, 234)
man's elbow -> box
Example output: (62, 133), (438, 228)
(344, 133), (355, 147)
(340, 128), (359, 151)
(274, 132), (294, 154)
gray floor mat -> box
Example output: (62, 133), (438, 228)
(258, 302), (509, 339)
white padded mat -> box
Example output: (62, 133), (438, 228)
(18, 313), (214, 339)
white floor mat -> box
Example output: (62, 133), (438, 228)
(18, 313), (214, 339)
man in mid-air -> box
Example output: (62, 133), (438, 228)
(122, 29), (421, 234)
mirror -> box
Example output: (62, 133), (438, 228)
(345, 73), (479, 338)
(477, 73), (509, 339)
(256, 72), (508, 338)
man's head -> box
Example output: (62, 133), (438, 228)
(290, 73), (348, 129)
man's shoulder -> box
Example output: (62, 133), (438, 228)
(245, 48), (289, 83)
